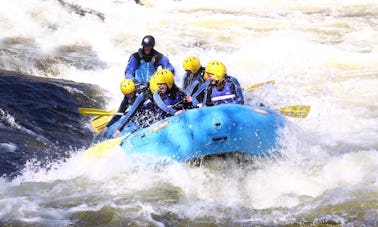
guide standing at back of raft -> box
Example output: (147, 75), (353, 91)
(124, 35), (175, 84)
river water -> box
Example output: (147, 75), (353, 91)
(0, 0), (377, 225)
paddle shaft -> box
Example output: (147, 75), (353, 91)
(245, 80), (275, 92)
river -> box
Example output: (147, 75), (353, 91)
(0, 0), (377, 225)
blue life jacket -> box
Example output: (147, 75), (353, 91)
(210, 82), (236, 105)
(192, 80), (210, 106)
(183, 67), (205, 96)
(192, 76), (244, 107)
(134, 61), (156, 83)
(163, 93), (182, 106)
(153, 89), (184, 119)
(125, 48), (176, 82)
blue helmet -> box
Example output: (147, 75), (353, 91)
(141, 35), (155, 48)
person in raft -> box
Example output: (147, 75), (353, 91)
(191, 60), (244, 107)
(150, 69), (192, 120)
(182, 56), (205, 96)
(124, 35), (175, 84)
(100, 79), (155, 139)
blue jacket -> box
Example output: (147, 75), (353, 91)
(153, 85), (188, 120)
(192, 75), (244, 107)
(182, 66), (205, 96)
(125, 48), (175, 83)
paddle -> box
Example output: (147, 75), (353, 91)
(78, 107), (118, 116)
(83, 134), (130, 158)
(278, 105), (310, 118)
(78, 108), (123, 133)
(245, 81), (310, 118)
(245, 80), (275, 92)
(91, 115), (114, 133)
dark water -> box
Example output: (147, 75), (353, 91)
(0, 70), (106, 179)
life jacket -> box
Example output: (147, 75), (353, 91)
(153, 87), (185, 119)
(163, 93), (182, 107)
(183, 67), (205, 95)
(133, 49), (162, 83)
(191, 75), (244, 107)
(210, 81), (236, 105)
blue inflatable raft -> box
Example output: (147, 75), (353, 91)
(95, 104), (286, 162)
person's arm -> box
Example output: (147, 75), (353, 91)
(153, 92), (178, 116)
(115, 93), (145, 133)
(185, 79), (200, 96)
(105, 96), (129, 128)
(125, 55), (138, 79)
(159, 55), (175, 75)
(229, 76), (244, 104)
(191, 81), (210, 107)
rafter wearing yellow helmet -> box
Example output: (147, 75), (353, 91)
(99, 78), (155, 140)
(191, 60), (244, 107)
(150, 69), (189, 119)
(182, 56), (206, 96)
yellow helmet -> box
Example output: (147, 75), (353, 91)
(120, 79), (135, 95)
(183, 56), (201, 73)
(151, 69), (174, 90)
(149, 75), (159, 93)
(204, 60), (226, 81)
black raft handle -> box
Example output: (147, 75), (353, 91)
(212, 136), (227, 142)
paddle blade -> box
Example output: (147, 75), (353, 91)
(279, 105), (311, 118)
(83, 135), (127, 159)
(245, 80), (275, 92)
(78, 108), (116, 116)
(91, 115), (113, 133)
